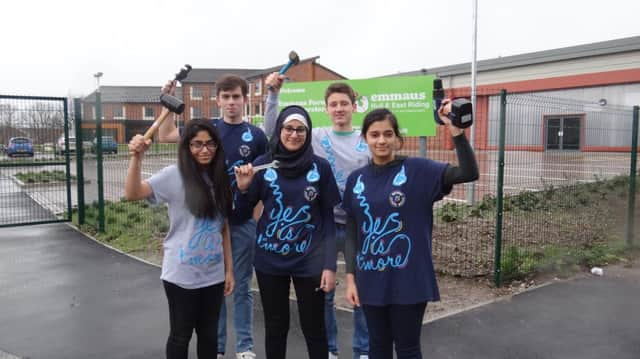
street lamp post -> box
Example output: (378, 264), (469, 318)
(93, 72), (105, 232)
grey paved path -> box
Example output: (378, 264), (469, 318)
(1, 223), (639, 359)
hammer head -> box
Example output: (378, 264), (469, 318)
(175, 64), (192, 82)
(288, 51), (300, 65)
(160, 93), (185, 114)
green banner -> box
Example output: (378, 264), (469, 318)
(278, 75), (437, 136)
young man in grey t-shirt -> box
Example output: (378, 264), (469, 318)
(263, 74), (370, 359)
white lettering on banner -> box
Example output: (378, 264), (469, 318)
(281, 88), (306, 94)
(371, 92), (427, 102)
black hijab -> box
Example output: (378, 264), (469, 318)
(269, 105), (314, 178)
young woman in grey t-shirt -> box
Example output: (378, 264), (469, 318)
(126, 120), (234, 359)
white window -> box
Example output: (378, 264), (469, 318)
(113, 106), (125, 119)
(191, 106), (202, 119)
(210, 105), (220, 118)
(254, 103), (262, 116)
(254, 80), (262, 95)
(143, 107), (155, 120)
(190, 86), (203, 100)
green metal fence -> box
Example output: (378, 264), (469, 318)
(75, 89), (639, 285)
(0, 95), (72, 227)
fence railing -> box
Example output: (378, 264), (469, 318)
(72, 90), (640, 286)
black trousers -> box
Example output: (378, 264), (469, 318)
(255, 270), (328, 359)
(362, 302), (428, 359)
(163, 280), (225, 359)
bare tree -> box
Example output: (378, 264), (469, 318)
(0, 103), (18, 144)
(24, 102), (65, 143)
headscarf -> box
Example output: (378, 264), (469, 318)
(268, 105), (314, 178)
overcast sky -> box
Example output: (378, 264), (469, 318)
(1, 0), (638, 97)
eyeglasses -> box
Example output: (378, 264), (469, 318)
(190, 140), (218, 151)
(282, 126), (308, 135)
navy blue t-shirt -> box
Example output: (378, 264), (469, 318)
(342, 157), (450, 305)
(210, 119), (268, 225)
(235, 154), (340, 277)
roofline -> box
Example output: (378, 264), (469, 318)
(313, 62), (348, 80)
(245, 56), (321, 79)
(392, 35), (640, 78)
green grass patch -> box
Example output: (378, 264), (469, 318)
(436, 175), (631, 223)
(501, 241), (630, 280)
(15, 170), (76, 183)
(72, 200), (168, 257)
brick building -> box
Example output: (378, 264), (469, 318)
(82, 56), (345, 142)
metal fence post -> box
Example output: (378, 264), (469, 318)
(494, 89), (507, 287)
(419, 136), (427, 157)
(627, 105), (639, 247)
(63, 99), (72, 221)
(96, 90), (105, 232)
(73, 98), (85, 225)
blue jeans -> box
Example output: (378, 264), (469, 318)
(325, 225), (369, 358)
(217, 219), (256, 354)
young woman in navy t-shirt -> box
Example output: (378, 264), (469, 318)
(342, 106), (479, 359)
(234, 105), (340, 359)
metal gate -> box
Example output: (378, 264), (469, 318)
(0, 95), (73, 227)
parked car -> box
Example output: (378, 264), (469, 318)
(7, 137), (34, 158)
(56, 135), (92, 155)
(91, 136), (118, 154)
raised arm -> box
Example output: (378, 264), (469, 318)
(263, 72), (284, 138)
(437, 100), (479, 186)
(124, 134), (153, 201)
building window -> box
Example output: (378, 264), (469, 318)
(210, 105), (220, 118)
(113, 106), (125, 119)
(144, 107), (154, 119)
(254, 103), (262, 116)
(254, 80), (262, 95)
(91, 105), (96, 120)
(191, 106), (202, 119)
(211, 86), (217, 99)
(190, 86), (203, 100)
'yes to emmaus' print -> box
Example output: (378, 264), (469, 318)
(351, 165), (411, 272)
(179, 217), (224, 266)
(257, 164), (321, 256)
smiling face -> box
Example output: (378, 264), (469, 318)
(279, 119), (308, 152)
(189, 130), (218, 166)
(325, 92), (356, 130)
(364, 118), (400, 165)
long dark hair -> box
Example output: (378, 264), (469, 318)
(178, 120), (232, 219)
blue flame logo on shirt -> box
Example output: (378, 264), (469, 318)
(179, 217), (223, 266)
(355, 138), (368, 153)
(257, 166), (314, 256)
(352, 174), (411, 271)
(393, 165), (407, 186)
(264, 167), (278, 182)
(306, 163), (320, 182)
(242, 128), (253, 142)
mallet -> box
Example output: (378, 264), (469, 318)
(144, 64), (192, 140)
(268, 51), (300, 90)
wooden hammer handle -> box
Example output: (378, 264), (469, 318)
(143, 108), (171, 141)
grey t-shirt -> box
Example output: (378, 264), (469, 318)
(147, 165), (225, 289)
(311, 127), (370, 223)
(265, 92), (370, 223)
